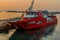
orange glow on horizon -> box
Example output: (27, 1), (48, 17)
(0, 0), (60, 11)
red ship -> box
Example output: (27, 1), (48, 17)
(6, 11), (57, 35)
(5, 0), (57, 36)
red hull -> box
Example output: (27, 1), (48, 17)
(21, 16), (57, 35)
(22, 16), (57, 30)
(7, 16), (57, 35)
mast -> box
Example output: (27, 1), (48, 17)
(28, 0), (34, 11)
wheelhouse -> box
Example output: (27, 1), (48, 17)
(24, 13), (38, 18)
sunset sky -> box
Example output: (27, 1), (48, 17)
(0, 0), (60, 11)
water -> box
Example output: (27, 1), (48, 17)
(0, 12), (22, 20)
(0, 12), (60, 40)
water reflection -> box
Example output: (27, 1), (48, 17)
(9, 29), (35, 40)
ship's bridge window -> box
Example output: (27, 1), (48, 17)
(24, 13), (37, 18)
(43, 13), (48, 18)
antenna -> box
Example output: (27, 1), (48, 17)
(38, 0), (40, 10)
(28, 0), (34, 11)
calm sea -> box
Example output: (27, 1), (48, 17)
(0, 12), (22, 20)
